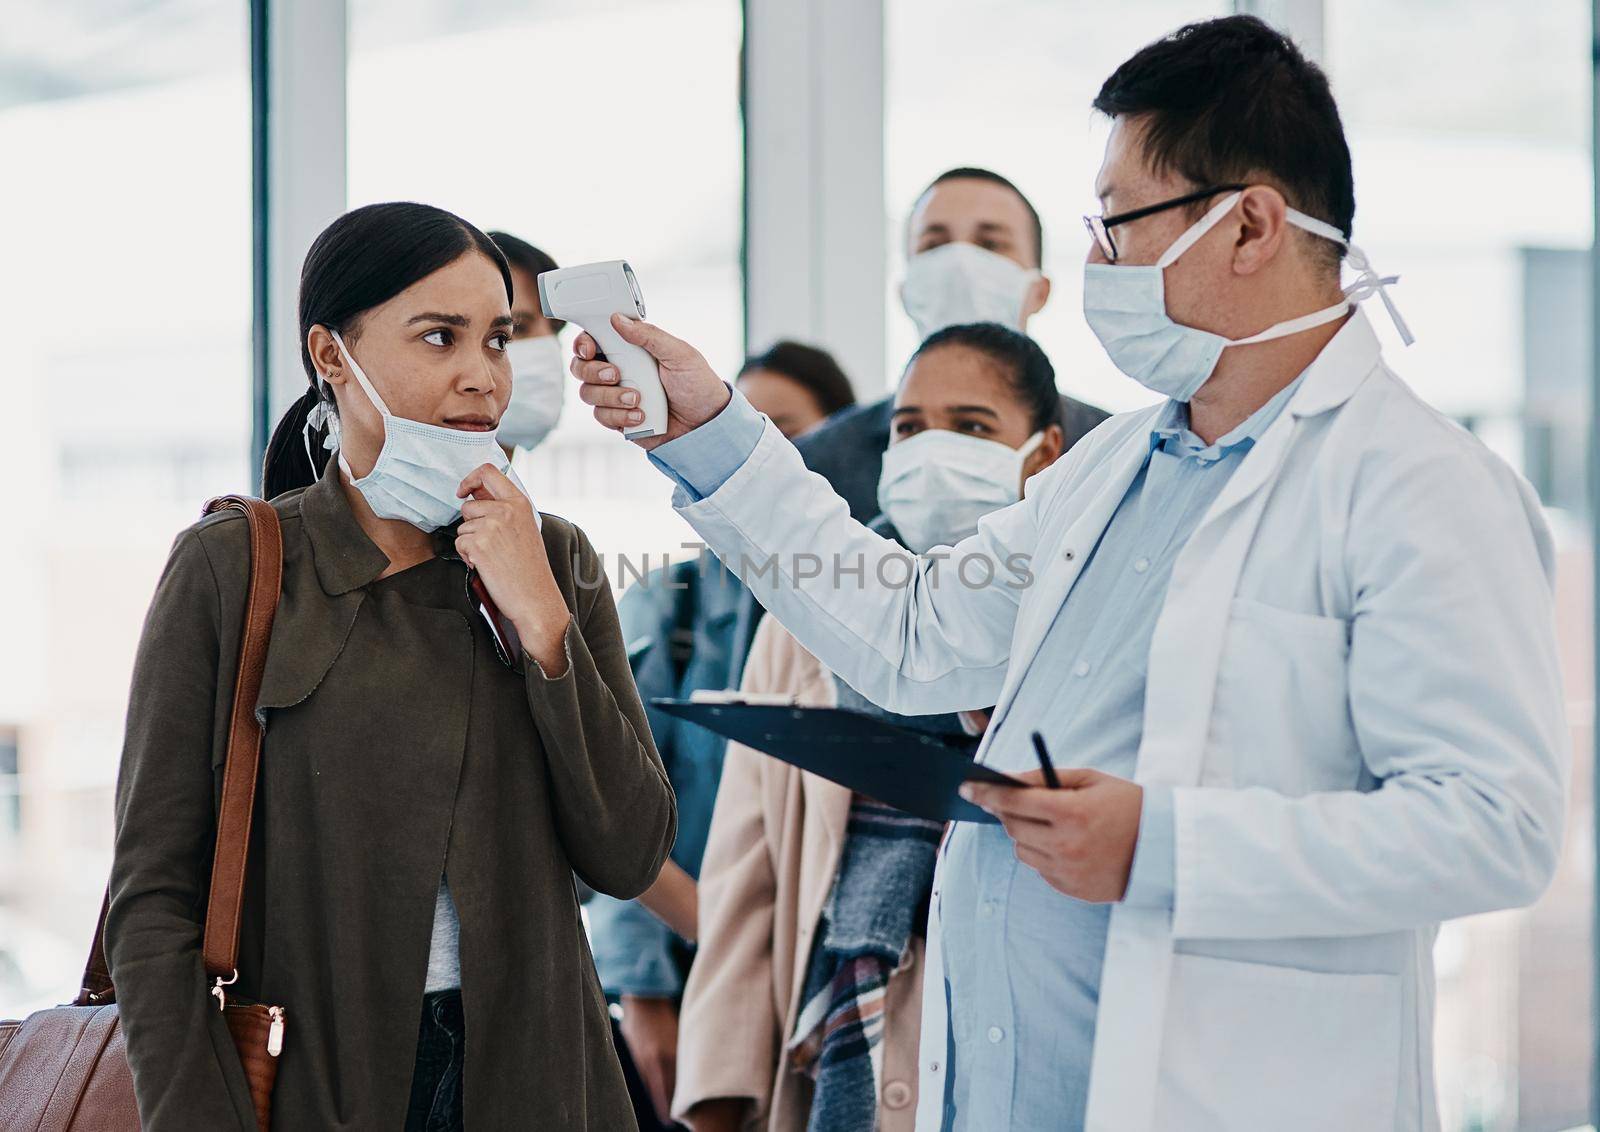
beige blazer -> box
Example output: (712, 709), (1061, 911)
(673, 615), (925, 1132)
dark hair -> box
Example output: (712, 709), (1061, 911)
(1092, 15), (1353, 271)
(917, 167), (1045, 267)
(737, 340), (857, 418)
(261, 202), (513, 500)
(908, 322), (1058, 433)
(486, 230), (566, 335)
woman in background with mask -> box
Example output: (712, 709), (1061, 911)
(487, 230), (567, 457)
(106, 201), (675, 1131)
(671, 324), (1063, 1132)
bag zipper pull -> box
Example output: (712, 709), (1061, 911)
(267, 1006), (285, 1058)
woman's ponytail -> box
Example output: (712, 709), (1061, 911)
(261, 385), (334, 500)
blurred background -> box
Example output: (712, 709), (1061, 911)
(0, 2), (1592, 1128)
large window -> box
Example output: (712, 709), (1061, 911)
(1325, 4), (1594, 1128)
(0, 2), (252, 1016)
(347, 0), (745, 575)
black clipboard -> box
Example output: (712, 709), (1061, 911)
(652, 698), (1022, 823)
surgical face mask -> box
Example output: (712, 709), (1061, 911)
(901, 242), (1041, 340)
(1082, 191), (1414, 402)
(329, 329), (518, 532)
(498, 335), (565, 450)
(877, 428), (1044, 553)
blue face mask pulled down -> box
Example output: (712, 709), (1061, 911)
(1082, 191), (1413, 403)
(325, 329), (524, 532)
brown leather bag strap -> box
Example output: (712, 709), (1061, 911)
(76, 891), (114, 1004)
(79, 495), (283, 1000)
(200, 495), (284, 979)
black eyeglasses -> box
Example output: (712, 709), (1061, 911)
(1083, 184), (1246, 263)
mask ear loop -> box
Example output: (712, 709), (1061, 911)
(1340, 243), (1414, 346)
(329, 328), (394, 416)
(1287, 209), (1415, 347)
(1154, 192), (1244, 270)
(302, 377), (341, 471)
(1015, 430), (1047, 461)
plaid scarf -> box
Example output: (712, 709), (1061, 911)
(787, 677), (958, 1131)
(789, 798), (943, 1132)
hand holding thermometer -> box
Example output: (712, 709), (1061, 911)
(537, 260), (669, 440)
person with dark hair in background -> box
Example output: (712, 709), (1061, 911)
(591, 339), (857, 1128)
(486, 230), (568, 459)
(108, 201), (675, 1131)
(571, 15), (1566, 1131)
(674, 325), (1064, 1132)
(736, 340), (857, 440)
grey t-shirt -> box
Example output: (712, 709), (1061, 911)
(424, 877), (461, 993)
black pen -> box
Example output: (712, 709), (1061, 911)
(1030, 731), (1061, 789)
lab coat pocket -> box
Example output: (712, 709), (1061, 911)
(1210, 598), (1356, 794)
(1154, 952), (1402, 1132)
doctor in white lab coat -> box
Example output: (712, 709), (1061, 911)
(568, 17), (1568, 1132)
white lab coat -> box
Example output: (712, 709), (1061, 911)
(671, 311), (1569, 1132)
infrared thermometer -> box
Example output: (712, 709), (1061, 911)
(537, 260), (668, 440)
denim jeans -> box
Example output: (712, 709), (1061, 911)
(405, 989), (465, 1132)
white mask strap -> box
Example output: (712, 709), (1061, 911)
(1340, 241), (1414, 346)
(1286, 209), (1415, 347)
(1015, 430), (1046, 460)
(1227, 299), (1351, 347)
(1155, 195), (1413, 348)
(330, 328), (394, 417)
(1155, 192), (1243, 269)
(301, 396), (334, 466)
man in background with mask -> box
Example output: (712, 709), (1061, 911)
(570, 16), (1567, 1131)
(725, 169), (1111, 686)
(488, 231), (567, 457)
(800, 167), (1107, 522)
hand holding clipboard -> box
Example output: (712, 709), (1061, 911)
(651, 696), (1023, 823)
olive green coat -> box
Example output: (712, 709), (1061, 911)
(105, 464), (676, 1129)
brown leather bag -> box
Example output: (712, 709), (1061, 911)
(0, 496), (286, 1131)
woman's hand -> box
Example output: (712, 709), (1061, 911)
(620, 995), (681, 1125)
(455, 464), (571, 675)
(569, 314), (731, 449)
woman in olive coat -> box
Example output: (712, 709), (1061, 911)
(105, 202), (676, 1130)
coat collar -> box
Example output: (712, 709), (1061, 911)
(302, 461), (389, 595)
(1286, 307), (1382, 419)
(255, 463), (461, 716)
(300, 458), (464, 595)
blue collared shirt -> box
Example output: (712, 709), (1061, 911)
(935, 372), (1303, 1130)
(650, 374), (1304, 1130)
